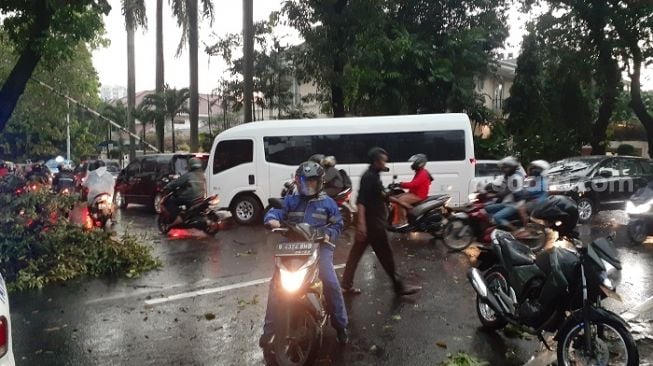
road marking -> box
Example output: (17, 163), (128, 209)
(144, 264), (346, 306)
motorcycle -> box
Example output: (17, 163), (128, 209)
(87, 193), (114, 231)
(262, 198), (328, 366)
(467, 228), (638, 365)
(443, 192), (546, 252)
(280, 179), (355, 228)
(157, 190), (224, 235)
(625, 183), (653, 245)
(386, 175), (450, 238)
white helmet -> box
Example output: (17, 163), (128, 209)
(529, 160), (550, 171)
(498, 156), (519, 168)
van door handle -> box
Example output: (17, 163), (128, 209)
(249, 175), (255, 185)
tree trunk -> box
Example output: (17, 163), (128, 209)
(330, 0), (349, 118)
(126, 15), (137, 161)
(628, 47), (653, 158)
(0, 6), (53, 131)
(188, 0), (199, 152)
(155, 0), (165, 151)
(170, 114), (176, 152)
(243, 0), (254, 123)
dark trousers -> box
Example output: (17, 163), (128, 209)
(342, 220), (401, 290)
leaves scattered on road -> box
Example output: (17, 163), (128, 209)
(204, 313), (216, 321)
(237, 295), (259, 309)
(439, 352), (488, 366)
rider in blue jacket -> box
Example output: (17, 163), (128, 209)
(260, 161), (349, 346)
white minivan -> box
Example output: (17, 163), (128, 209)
(207, 113), (475, 225)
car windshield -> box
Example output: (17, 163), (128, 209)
(547, 157), (602, 175)
(105, 162), (120, 173)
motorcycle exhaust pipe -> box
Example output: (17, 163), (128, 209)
(467, 268), (505, 315)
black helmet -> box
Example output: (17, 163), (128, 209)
(308, 154), (325, 165)
(409, 154), (427, 170)
(295, 161), (324, 197)
(189, 157), (203, 170)
(531, 196), (579, 237)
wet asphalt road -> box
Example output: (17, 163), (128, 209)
(8, 206), (653, 365)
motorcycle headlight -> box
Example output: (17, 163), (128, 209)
(626, 200), (653, 215)
(600, 259), (622, 290)
(468, 193), (478, 202)
(279, 267), (308, 293)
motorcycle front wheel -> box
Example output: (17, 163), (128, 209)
(627, 219), (647, 245)
(557, 316), (639, 366)
(476, 267), (508, 330)
(271, 308), (321, 366)
(443, 219), (474, 251)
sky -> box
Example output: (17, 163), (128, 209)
(92, 1), (653, 94)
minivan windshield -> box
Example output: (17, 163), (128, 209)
(547, 157), (603, 176)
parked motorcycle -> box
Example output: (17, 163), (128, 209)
(157, 190), (224, 235)
(280, 179), (355, 228)
(468, 227), (638, 365)
(386, 175), (450, 238)
(625, 183), (653, 245)
(262, 198), (328, 366)
(87, 193), (114, 231)
(444, 192), (546, 252)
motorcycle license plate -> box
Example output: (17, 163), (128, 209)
(274, 242), (318, 257)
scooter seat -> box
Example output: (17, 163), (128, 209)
(409, 196), (448, 219)
(502, 238), (535, 266)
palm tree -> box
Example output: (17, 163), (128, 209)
(134, 101), (164, 154)
(101, 102), (128, 155)
(143, 86), (190, 152)
(155, 0), (165, 151)
(122, 0), (147, 160)
(170, 0), (214, 152)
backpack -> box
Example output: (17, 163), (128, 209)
(339, 169), (352, 189)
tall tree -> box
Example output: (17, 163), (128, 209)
(0, 1), (109, 131)
(610, 1), (653, 157)
(169, 0), (214, 152)
(155, 0), (165, 151)
(243, 0), (254, 122)
(143, 86), (190, 152)
(0, 39), (102, 160)
(122, 0), (147, 160)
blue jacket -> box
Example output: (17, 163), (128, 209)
(524, 176), (548, 202)
(264, 192), (343, 244)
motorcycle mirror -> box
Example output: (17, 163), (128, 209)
(268, 198), (284, 209)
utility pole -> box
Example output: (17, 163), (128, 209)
(66, 99), (71, 161)
(243, 0), (254, 123)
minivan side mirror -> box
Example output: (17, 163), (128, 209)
(598, 170), (613, 178)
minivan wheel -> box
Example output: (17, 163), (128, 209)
(577, 198), (594, 224)
(231, 195), (263, 225)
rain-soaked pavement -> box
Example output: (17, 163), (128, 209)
(8, 206), (653, 365)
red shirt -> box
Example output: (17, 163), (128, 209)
(400, 169), (431, 200)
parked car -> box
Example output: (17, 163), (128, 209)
(0, 273), (15, 366)
(114, 153), (209, 213)
(74, 159), (121, 188)
(546, 155), (653, 223)
(44, 158), (74, 175)
(469, 159), (526, 194)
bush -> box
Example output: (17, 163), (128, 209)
(616, 144), (636, 156)
(0, 187), (160, 291)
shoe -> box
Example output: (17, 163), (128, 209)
(336, 328), (350, 344)
(395, 284), (422, 296)
(259, 333), (273, 348)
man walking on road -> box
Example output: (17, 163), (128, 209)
(341, 147), (422, 296)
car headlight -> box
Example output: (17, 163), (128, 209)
(279, 267), (308, 292)
(549, 183), (575, 192)
(626, 199), (653, 215)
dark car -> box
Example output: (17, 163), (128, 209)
(114, 153), (209, 212)
(546, 155), (653, 223)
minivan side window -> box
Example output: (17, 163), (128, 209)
(264, 130), (466, 166)
(213, 140), (254, 174)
